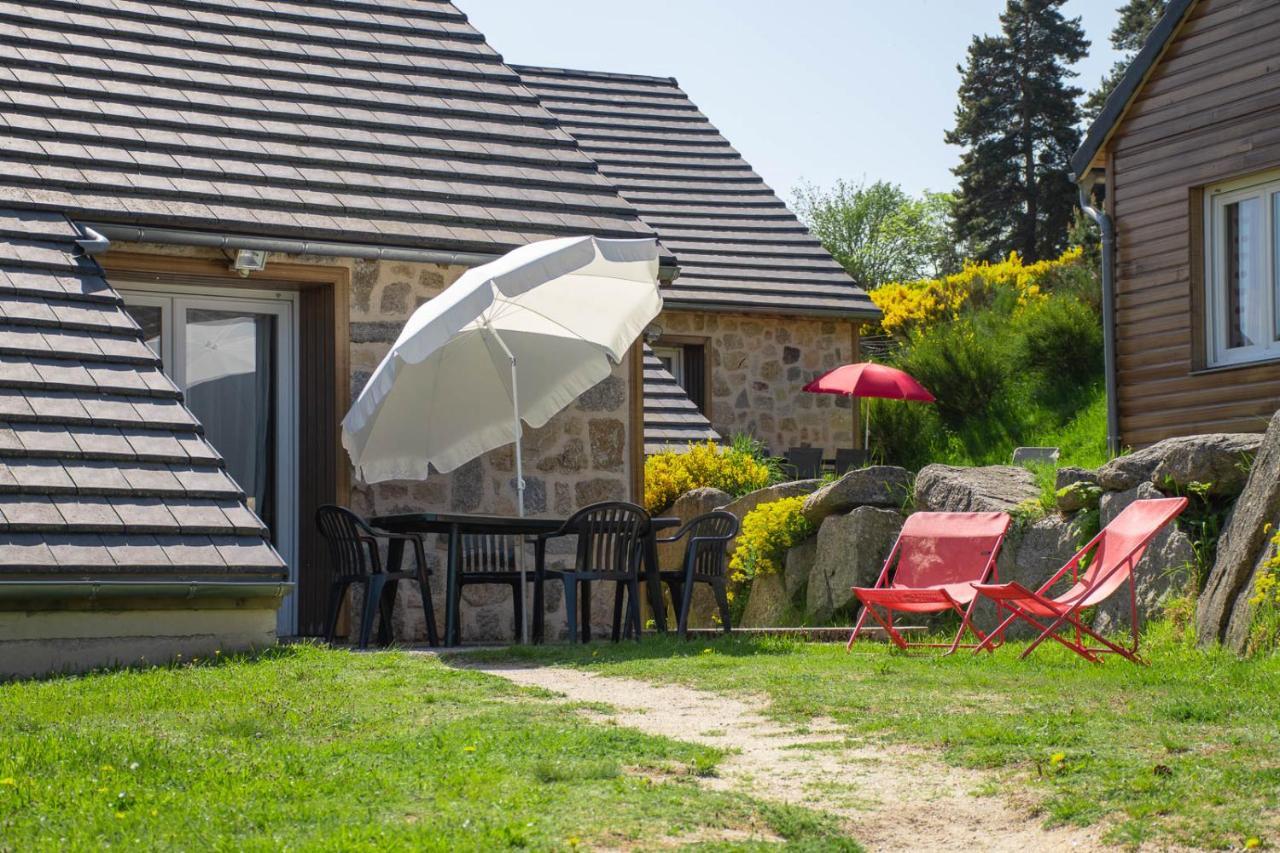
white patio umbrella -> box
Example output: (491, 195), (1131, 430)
(341, 235), (663, 643)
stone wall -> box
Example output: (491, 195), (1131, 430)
(657, 309), (858, 456)
(106, 244), (637, 643)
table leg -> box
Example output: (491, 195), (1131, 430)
(381, 539), (406, 647)
(644, 535), (667, 633)
(446, 524), (461, 647)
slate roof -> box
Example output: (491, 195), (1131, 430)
(1071, 0), (1199, 180)
(0, 0), (658, 257)
(516, 66), (878, 318)
(0, 208), (284, 580)
(642, 346), (719, 455)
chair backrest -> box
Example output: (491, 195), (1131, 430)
(1068, 497), (1188, 606)
(315, 504), (376, 576)
(1012, 446), (1060, 466)
(890, 511), (1012, 588)
(679, 511), (740, 579)
(565, 501), (651, 577)
(834, 448), (868, 475)
(785, 446), (824, 479)
(461, 533), (519, 574)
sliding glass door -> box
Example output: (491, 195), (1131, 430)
(121, 287), (299, 634)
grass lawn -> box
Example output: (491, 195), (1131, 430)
(484, 624), (1280, 850)
(0, 645), (857, 851)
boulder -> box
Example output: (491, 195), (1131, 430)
(719, 479), (822, 522)
(1151, 433), (1262, 497)
(800, 466), (912, 525)
(977, 516), (1083, 638)
(1056, 481), (1101, 514)
(915, 464), (1040, 513)
(1097, 433), (1262, 496)
(1093, 483), (1195, 635)
(783, 538), (817, 607)
(806, 507), (903, 622)
(1055, 466), (1098, 491)
(740, 571), (789, 628)
(657, 487), (731, 629)
(1198, 410), (1280, 652)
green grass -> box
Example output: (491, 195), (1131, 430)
(0, 645), (859, 851)
(481, 626), (1280, 850)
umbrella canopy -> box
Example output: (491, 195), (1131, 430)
(803, 362), (935, 402)
(343, 235), (662, 486)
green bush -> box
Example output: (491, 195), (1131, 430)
(1016, 295), (1103, 380)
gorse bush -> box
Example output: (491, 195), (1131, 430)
(870, 247), (1083, 335)
(643, 439), (775, 514)
(1247, 526), (1280, 656)
(729, 496), (812, 584)
(867, 247), (1105, 470)
(1016, 293), (1103, 379)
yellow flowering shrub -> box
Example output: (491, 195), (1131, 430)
(728, 496), (813, 583)
(1247, 525), (1280, 656)
(871, 247), (1083, 336)
(643, 440), (773, 514)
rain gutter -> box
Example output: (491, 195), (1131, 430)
(0, 580), (293, 602)
(1077, 176), (1122, 457)
(661, 298), (881, 322)
(80, 222), (683, 281)
(82, 222), (499, 267)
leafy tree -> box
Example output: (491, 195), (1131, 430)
(791, 180), (959, 288)
(1082, 0), (1168, 120)
(947, 0), (1089, 263)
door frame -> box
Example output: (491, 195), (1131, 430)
(102, 251), (351, 637)
(117, 282), (301, 634)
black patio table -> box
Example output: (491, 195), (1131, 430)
(370, 511), (679, 646)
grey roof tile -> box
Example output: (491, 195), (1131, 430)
(0, 4), (657, 255)
(110, 497), (180, 533)
(48, 533), (117, 568)
(0, 495), (63, 530)
(0, 533), (57, 567)
(9, 459), (74, 493)
(50, 496), (123, 532)
(64, 460), (132, 494)
(108, 535), (172, 568)
(518, 66), (877, 316)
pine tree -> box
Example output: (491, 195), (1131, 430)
(1082, 0), (1168, 120)
(947, 0), (1088, 263)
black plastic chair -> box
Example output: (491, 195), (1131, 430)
(456, 532), (528, 643)
(658, 511), (740, 639)
(533, 501), (650, 643)
(316, 505), (439, 649)
(783, 446), (823, 480)
(834, 448), (869, 475)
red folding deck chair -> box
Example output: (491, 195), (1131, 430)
(971, 497), (1187, 665)
(847, 512), (1012, 654)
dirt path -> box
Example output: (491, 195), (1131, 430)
(460, 661), (1107, 852)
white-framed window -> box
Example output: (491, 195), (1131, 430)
(652, 345), (685, 386)
(1205, 171), (1280, 367)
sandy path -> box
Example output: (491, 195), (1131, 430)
(458, 661), (1107, 852)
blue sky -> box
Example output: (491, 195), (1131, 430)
(462, 0), (1126, 200)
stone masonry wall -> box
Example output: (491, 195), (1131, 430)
(109, 244), (635, 643)
(658, 309), (857, 456)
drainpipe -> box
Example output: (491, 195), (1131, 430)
(1077, 176), (1121, 457)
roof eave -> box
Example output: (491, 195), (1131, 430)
(661, 297), (881, 322)
(1071, 0), (1201, 181)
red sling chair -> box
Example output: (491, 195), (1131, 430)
(971, 497), (1188, 665)
(847, 512), (1012, 654)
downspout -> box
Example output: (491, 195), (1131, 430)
(1077, 175), (1122, 457)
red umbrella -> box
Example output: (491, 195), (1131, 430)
(803, 362), (935, 449)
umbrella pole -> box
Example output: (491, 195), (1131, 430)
(489, 327), (530, 645)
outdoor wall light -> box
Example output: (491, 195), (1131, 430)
(231, 248), (268, 276)
(643, 323), (664, 344)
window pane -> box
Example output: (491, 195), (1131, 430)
(1274, 193), (1280, 342)
(182, 308), (278, 530)
(129, 304), (163, 358)
(1225, 197), (1263, 349)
